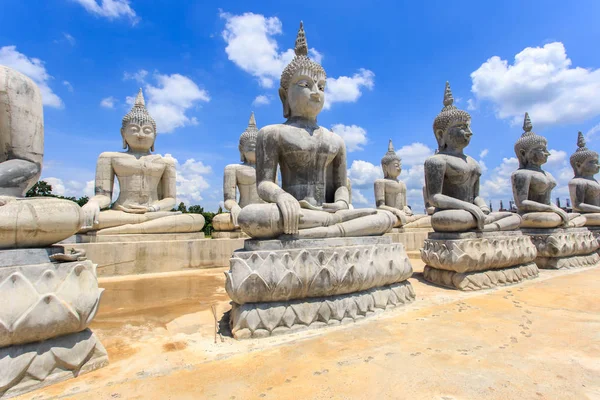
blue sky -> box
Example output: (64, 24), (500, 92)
(2, 0), (600, 211)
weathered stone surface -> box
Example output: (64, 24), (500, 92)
(521, 227), (599, 269)
(423, 263), (539, 291)
(420, 231), (537, 273)
(212, 231), (249, 239)
(69, 232), (205, 243)
(0, 329), (108, 399)
(0, 253), (103, 347)
(535, 253), (600, 269)
(568, 132), (600, 227)
(385, 228), (432, 251)
(230, 281), (415, 339)
(226, 237), (412, 304)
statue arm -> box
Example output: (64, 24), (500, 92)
(570, 181), (600, 212)
(511, 172), (554, 212)
(400, 181), (413, 215)
(473, 180), (490, 213)
(374, 180), (386, 207)
(331, 139), (350, 206)
(154, 159), (177, 211)
(256, 129), (286, 202)
(223, 165), (239, 211)
(88, 154), (114, 209)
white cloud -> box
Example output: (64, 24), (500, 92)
(165, 154), (212, 204)
(220, 12), (374, 109)
(63, 33), (76, 46)
(479, 149), (489, 159)
(396, 142), (434, 166)
(123, 69), (148, 83)
(471, 42), (600, 126)
(331, 124), (368, 152)
(585, 123), (600, 143)
(44, 177), (95, 198)
(100, 96), (117, 108)
(124, 71), (210, 133)
(324, 69), (374, 110)
(72, 0), (138, 24)
(347, 160), (381, 187)
(0, 46), (63, 108)
(252, 95), (270, 106)
(63, 81), (74, 92)
(352, 189), (369, 205)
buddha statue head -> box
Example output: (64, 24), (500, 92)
(121, 88), (157, 153)
(239, 112), (258, 164)
(381, 139), (401, 180)
(570, 131), (599, 177)
(279, 21), (327, 120)
(514, 112), (550, 169)
(433, 82), (472, 152)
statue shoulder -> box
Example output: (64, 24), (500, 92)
(161, 155), (176, 166)
(98, 151), (121, 160)
(258, 124), (282, 138)
(224, 163), (241, 173)
(424, 154), (446, 169)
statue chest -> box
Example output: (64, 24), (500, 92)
(279, 130), (339, 172)
(530, 172), (556, 195)
(112, 157), (166, 180)
(236, 166), (257, 186)
(444, 159), (480, 186)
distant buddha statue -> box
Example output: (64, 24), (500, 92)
(238, 22), (395, 239)
(80, 89), (205, 235)
(0, 66), (83, 248)
(568, 132), (600, 226)
(213, 112), (263, 233)
(424, 82), (521, 232)
(374, 140), (430, 228)
(511, 113), (586, 228)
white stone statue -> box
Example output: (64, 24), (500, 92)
(0, 65), (83, 249)
(80, 89), (204, 235)
(374, 139), (430, 228)
(213, 112), (263, 232)
(568, 132), (600, 226)
(237, 22), (395, 239)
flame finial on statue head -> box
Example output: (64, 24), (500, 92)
(514, 112), (548, 168)
(280, 21), (326, 92)
(240, 111), (259, 162)
(381, 139), (401, 168)
(443, 81), (454, 108)
(432, 81), (471, 150)
(295, 21), (308, 56)
(523, 112), (533, 133)
(570, 130), (598, 174)
(134, 88), (145, 107)
(121, 88), (157, 149)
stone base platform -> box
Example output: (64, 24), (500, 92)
(423, 263), (539, 291)
(385, 227), (432, 251)
(212, 231), (248, 239)
(420, 231), (539, 291)
(227, 236), (414, 339)
(56, 234), (245, 276)
(0, 329), (108, 399)
(521, 227), (600, 270)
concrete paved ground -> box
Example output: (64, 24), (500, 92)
(20, 262), (600, 400)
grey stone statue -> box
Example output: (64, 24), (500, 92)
(374, 140), (429, 228)
(424, 82), (521, 232)
(213, 112), (263, 233)
(568, 132), (600, 226)
(511, 113), (586, 228)
(238, 22), (395, 239)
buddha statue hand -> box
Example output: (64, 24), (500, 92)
(390, 208), (408, 225)
(231, 204), (242, 228)
(402, 206), (413, 217)
(322, 200), (349, 213)
(81, 200), (101, 229)
(551, 204), (570, 226)
(276, 192), (301, 234)
(464, 203), (487, 231)
(116, 204), (155, 214)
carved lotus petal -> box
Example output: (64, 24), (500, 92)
(56, 264), (100, 321)
(84, 288), (104, 328)
(243, 309), (261, 331)
(346, 299), (358, 319)
(325, 299), (345, 321)
(290, 302), (320, 326)
(293, 250), (320, 285)
(339, 265), (362, 294)
(272, 271), (303, 302)
(229, 257), (253, 289)
(356, 293), (374, 314)
(257, 253), (288, 286)
(256, 304), (286, 332)
(281, 307), (297, 328)
(236, 273), (270, 304)
(34, 269), (61, 293)
(372, 288), (391, 309)
(51, 331), (98, 369)
(308, 268), (334, 298)
(0, 272), (38, 328)
(0, 320), (9, 345)
(0, 350), (36, 391)
(317, 302), (331, 322)
(26, 350), (58, 381)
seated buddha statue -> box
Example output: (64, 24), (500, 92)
(0, 66), (83, 249)
(213, 112), (264, 232)
(424, 82), (521, 232)
(80, 89), (205, 235)
(238, 22), (395, 239)
(511, 113), (586, 229)
(374, 140), (430, 228)
(568, 132), (600, 226)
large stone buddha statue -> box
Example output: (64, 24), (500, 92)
(0, 66), (83, 249)
(374, 140), (430, 228)
(212, 112), (263, 235)
(237, 23), (395, 239)
(80, 89), (205, 235)
(568, 132), (600, 226)
(424, 82), (521, 232)
(511, 113), (586, 228)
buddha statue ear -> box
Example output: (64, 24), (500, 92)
(120, 128), (128, 150)
(279, 87), (291, 119)
(435, 129), (445, 150)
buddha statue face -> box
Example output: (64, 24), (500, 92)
(241, 140), (257, 164)
(440, 120), (472, 151)
(282, 72), (325, 120)
(383, 160), (401, 180)
(521, 144), (550, 168)
(575, 155), (600, 176)
(122, 122), (156, 153)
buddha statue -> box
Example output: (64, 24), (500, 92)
(212, 112), (263, 233)
(424, 82), (521, 232)
(237, 22), (395, 239)
(0, 65), (83, 249)
(511, 113), (586, 228)
(568, 132), (600, 226)
(374, 140), (430, 228)
(80, 89), (205, 235)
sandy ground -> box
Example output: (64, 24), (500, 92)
(18, 261), (600, 400)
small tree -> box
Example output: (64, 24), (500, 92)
(26, 181), (53, 197)
(177, 202), (187, 213)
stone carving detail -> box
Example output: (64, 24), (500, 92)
(230, 281), (415, 339)
(226, 242), (412, 304)
(423, 263), (539, 291)
(535, 253), (600, 269)
(523, 228), (598, 258)
(0, 259), (103, 347)
(0, 329), (108, 398)
(420, 233), (537, 273)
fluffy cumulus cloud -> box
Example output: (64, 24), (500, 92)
(586, 123), (600, 143)
(100, 96), (117, 108)
(331, 124), (368, 152)
(352, 189), (369, 205)
(63, 81), (74, 92)
(71, 0), (138, 24)
(252, 94), (271, 106)
(124, 70), (210, 133)
(0, 46), (63, 108)
(396, 142), (434, 167)
(470, 42), (600, 126)
(43, 177), (95, 198)
(348, 160), (382, 187)
(220, 12), (374, 109)
(165, 155), (212, 204)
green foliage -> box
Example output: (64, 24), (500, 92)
(26, 180), (89, 206)
(176, 202), (220, 237)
